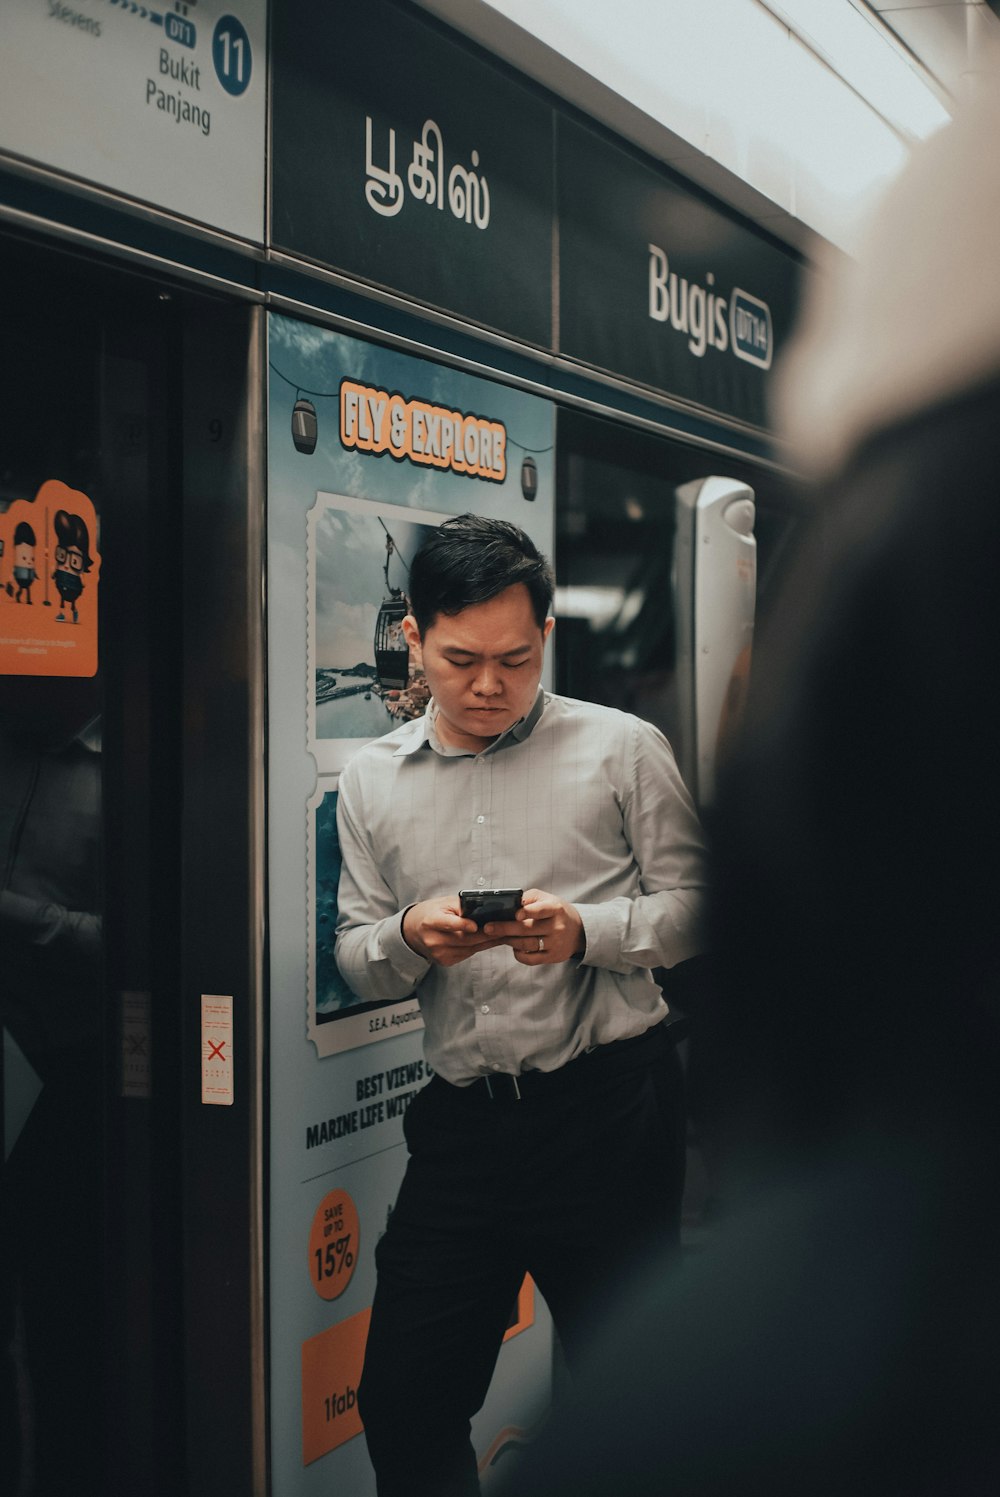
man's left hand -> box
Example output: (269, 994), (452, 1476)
(484, 888), (585, 965)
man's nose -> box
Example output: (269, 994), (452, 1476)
(471, 666), (502, 695)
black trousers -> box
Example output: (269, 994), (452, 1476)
(358, 1023), (686, 1497)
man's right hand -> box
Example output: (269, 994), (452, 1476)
(401, 897), (502, 967)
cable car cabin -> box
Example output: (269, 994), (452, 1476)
(374, 593), (410, 689)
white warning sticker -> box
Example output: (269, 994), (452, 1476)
(201, 994), (234, 1106)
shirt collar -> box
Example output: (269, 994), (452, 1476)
(394, 687), (546, 759)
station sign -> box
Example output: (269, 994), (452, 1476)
(270, 3), (797, 432)
(557, 117), (800, 429)
(0, 0), (266, 242)
(270, 0), (554, 349)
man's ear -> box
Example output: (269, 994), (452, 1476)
(542, 615), (555, 644)
(402, 613), (422, 660)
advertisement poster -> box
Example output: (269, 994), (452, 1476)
(306, 492), (449, 1058)
(0, 480), (101, 677)
(0, 0), (266, 242)
(267, 312), (555, 1494)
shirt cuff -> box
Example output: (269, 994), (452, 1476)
(573, 900), (628, 969)
(381, 909), (432, 985)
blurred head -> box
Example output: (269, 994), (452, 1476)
(773, 81), (1000, 481)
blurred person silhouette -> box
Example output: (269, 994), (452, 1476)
(501, 78), (1000, 1497)
(0, 671), (104, 1495)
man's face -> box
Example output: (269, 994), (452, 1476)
(403, 583), (553, 753)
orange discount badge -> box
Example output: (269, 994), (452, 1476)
(0, 481), (101, 677)
(308, 1188), (360, 1301)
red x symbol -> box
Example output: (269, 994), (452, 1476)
(208, 1040), (226, 1062)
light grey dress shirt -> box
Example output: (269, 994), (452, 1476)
(334, 689), (707, 1086)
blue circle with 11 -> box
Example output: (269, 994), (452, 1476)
(213, 15), (252, 97)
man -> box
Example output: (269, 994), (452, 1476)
(335, 513), (706, 1497)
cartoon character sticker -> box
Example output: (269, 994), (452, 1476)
(0, 481), (101, 677)
(51, 508), (95, 624)
(12, 521), (39, 603)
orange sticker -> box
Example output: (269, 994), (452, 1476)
(299, 1276), (533, 1467)
(0, 481), (101, 677)
(503, 1274), (535, 1343)
(301, 1307), (371, 1465)
(307, 1189), (360, 1301)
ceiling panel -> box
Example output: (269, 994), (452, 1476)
(869, 1), (1000, 93)
(878, 7), (972, 87)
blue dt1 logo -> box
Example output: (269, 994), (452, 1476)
(165, 13), (196, 48)
(730, 289), (773, 370)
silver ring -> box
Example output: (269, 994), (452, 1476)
(537, 936), (545, 953)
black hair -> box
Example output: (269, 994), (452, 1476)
(54, 509), (93, 572)
(407, 513), (555, 636)
(14, 521), (36, 546)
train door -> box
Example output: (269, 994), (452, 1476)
(554, 405), (797, 1231)
(673, 475), (757, 809)
(554, 406), (795, 803)
(0, 234), (264, 1496)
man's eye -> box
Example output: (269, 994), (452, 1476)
(501, 660), (528, 669)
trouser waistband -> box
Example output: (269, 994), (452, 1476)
(445, 1019), (674, 1106)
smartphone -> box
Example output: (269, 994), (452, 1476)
(459, 888), (523, 928)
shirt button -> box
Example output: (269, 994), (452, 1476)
(481, 1004), (490, 1014)
(476, 815), (485, 824)
(477, 876), (486, 886)
(491, 1063), (501, 1071)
